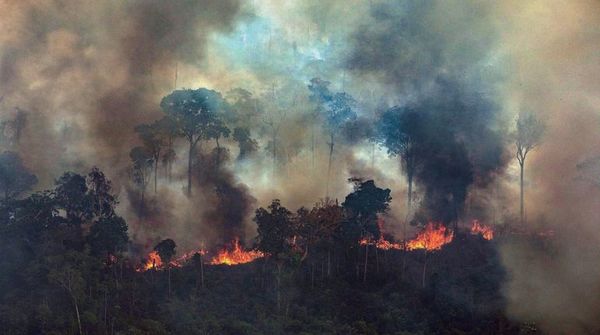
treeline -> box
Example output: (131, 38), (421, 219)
(0, 162), (534, 334)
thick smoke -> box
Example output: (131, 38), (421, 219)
(346, 1), (508, 224)
(2, 1), (600, 331)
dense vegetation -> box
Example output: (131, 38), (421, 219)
(0, 164), (541, 335)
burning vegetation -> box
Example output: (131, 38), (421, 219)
(137, 238), (263, 271)
(209, 238), (264, 265)
(406, 223), (454, 251)
(471, 220), (494, 240)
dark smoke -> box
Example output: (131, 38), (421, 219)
(347, 1), (507, 224)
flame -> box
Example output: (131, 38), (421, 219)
(470, 220), (494, 240)
(136, 249), (207, 272)
(406, 223), (453, 251)
(359, 217), (403, 250)
(137, 250), (163, 271)
(359, 236), (402, 250)
(209, 238), (264, 265)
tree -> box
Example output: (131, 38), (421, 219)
(160, 89), (229, 196)
(87, 216), (128, 258)
(308, 78), (356, 196)
(342, 178), (391, 283)
(130, 147), (153, 216)
(375, 106), (423, 214)
(515, 112), (544, 225)
(154, 239), (176, 297)
(254, 199), (296, 311)
(86, 167), (118, 219)
(135, 121), (167, 194)
(54, 172), (92, 225)
(232, 127), (258, 161)
(0, 151), (37, 201)
(206, 118), (230, 170)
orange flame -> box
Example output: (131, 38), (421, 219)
(137, 250), (163, 272)
(406, 223), (453, 251)
(359, 236), (402, 250)
(209, 238), (264, 265)
(470, 220), (494, 240)
(359, 217), (403, 250)
(137, 248), (208, 272)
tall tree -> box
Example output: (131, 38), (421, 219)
(160, 89), (228, 196)
(342, 178), (391, 283)
(232, 127), (258, 161)
(515, 112), (544, 225)
(375, 106), (423, 214)
(130, 147), (153, 216)
(206, 118), (230, 170)
(135, 121), (167, 194)
(0, 151), (37, 201)
(86, 167), (118, 219)
(254, 199), (296, 311)
(54, 172), (92, 225)
(154, 239), (176, 297)
(87, 216), (128, 258)
(308, 78), (356, 196)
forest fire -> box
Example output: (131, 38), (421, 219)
(359, 235), (402, 250)
(406, 223), (454, 251)
(138, 251), (163, 271)
(470, 220), (494, 240)
(209, 238), (264, 265)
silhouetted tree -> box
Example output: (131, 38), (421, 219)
(375, 106), (423, 214)
(55, 172), (92, 225)
(135, 121), (167, 194)
(308, 78), (357, 196)
(232, 127), (258, 160)
(87, 216), (128, 258)
(206, 118), (230, 169)
(0, 151), (37, 201)
(86, 167), (118, 219)
(154, 239), (176, 297)
(515, 112), (544, 224)
(342, 178), (391, 282)
(130, 147), (153, 215)
(255, 199), (296, 311)
(160, 89), (228, 196)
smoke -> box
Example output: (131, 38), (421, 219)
(3, 1), (600, 330)
(0, 0), (243, 184)
(493, 0), (600, 333)
(346, 1), (509, 224)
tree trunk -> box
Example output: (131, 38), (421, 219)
(140, 188), (145, 218)
(363, 244), (369, 283)
(327, 249), (331, 278)
(215, 137), (221, 170)
(276, 262), (282, 313)
(520, 161), (525, 225)
(326, 132), (334, 197)
(168, 266), (172, 298)
(407, 172), (413, 214)
(200, 253), (205, 289)
(422, 252), (428, 288)
(187, 140), (194, 196)
(154, 158), (158, 194)
(73, 296), (83, 335)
